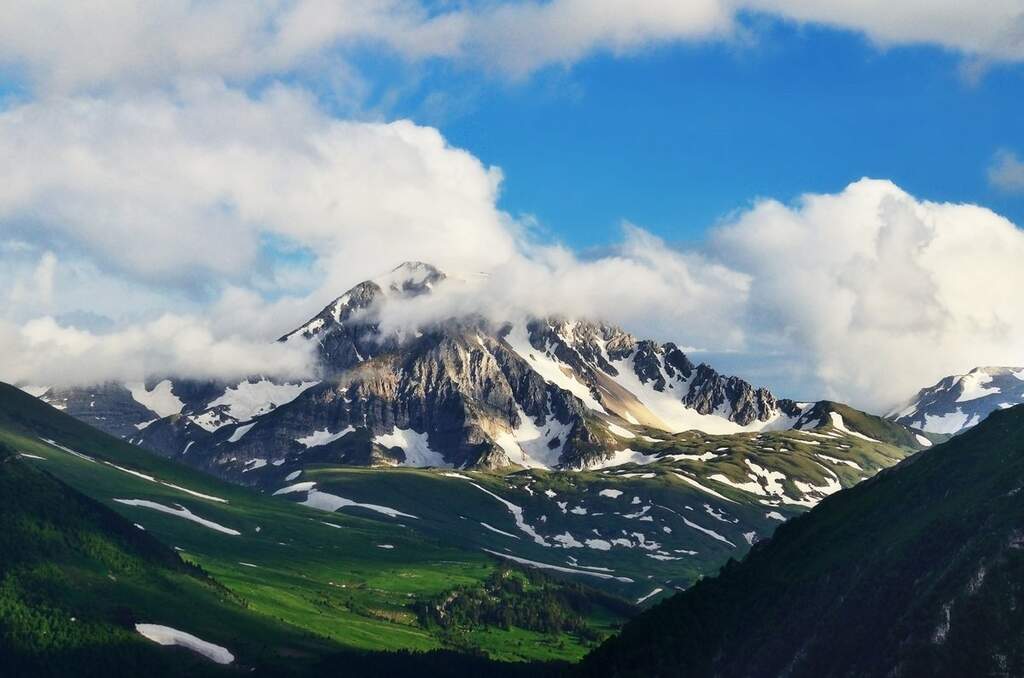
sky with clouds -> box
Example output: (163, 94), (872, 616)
(0, 1), (1022, 411)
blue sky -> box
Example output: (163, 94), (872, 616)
(361, 21), (1023, 251)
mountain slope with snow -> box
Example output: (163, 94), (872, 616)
(889, 366), (1024, 434)
(580, 404), (1024, 678)
(23, 263), (928, 486)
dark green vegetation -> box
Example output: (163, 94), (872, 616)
(0, 439), (331, 677)
(414, 565), (634, 643)
(0, 383), (624, 673)
(579, 405), (1024, 677)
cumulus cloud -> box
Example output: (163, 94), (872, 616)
(0, 81), (515, 291)
(988, 149), (1024, 192)
(1, 8), (1022, 408)
(0, 1), (1020, 92)
(360, 179), (1024, 411)
(373, 225), (750, 352)
(2, 85), (1023, 410)
(0, 315), (317, 388)
(711, 178), (1024, 408)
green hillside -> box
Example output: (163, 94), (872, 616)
(263, 406), (920, 606)
(0, 383), (626, 671)
(0, 439), (334, 677)
(578, 405), (1024, 677)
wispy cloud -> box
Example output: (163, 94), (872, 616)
(988, 149), (1024, 193)
(1, 1), (1020, 93)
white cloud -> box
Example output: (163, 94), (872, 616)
(0, 315), (317, 388)
(456, 0), (734, 78)
(744, 1), (1024, 62)
(0, 1), (1020, 93)
(711, 178), (1024, 408)
(0, 1), (462, 94)
(0, 81), (515, 291)
(0, 26), (1021, 409)
(2, 84), (1023, 409)
(989, 149), (1024, 193)
(373, 225), (750, 352)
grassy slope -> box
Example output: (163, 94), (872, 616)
(0, 384), (624, 666)
(278, 413), (917, 605)
(0, 442), (336, 677)
(578, 405), (1024, 678)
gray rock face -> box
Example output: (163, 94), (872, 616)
(40, 383), (158, 439)
(889, 366), (1024, 434)
(26, 261), (809, 481)
(515, 317), (798, 428)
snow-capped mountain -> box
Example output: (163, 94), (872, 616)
(27, 262), (925, 481)
(888, 366), (1024, 434)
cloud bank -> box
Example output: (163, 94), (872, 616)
(0, 82), (514, 291)
(711, 179), (1024, 407)
(1, 316), (317, 388)
(1, 0), (1020, 93)
(3, 96), (1024, 407)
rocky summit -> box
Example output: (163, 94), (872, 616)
(33, 262), (828, 479)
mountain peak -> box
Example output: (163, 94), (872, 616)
(371, 261), (445, 296)
(280, 262), (446, 344)
(890, 366), (1024, 434)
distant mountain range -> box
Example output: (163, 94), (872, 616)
(13, 262), (942, 610)
(889, 366), (1024, 434)
(31, 262), (927, 480)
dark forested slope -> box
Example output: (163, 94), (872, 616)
(580, 405), (1024, 677)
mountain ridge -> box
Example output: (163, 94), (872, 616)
(577, 404), (1024, 677)
(29, 261), (924, 480)
(890, 365), (1024, 435)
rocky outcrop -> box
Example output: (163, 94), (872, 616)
(40, 383), (158, 439)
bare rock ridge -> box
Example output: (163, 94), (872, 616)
(30, 261), (904, 480)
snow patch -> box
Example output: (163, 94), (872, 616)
(128, 380), (184, 418)
(955, 371), (1001, 403)
(296, 426), (355, 448)
(113, 499), (240, 535)
(670, 472), (737, 503)
(636, 588), (664, 604)
(303, 490), (418, 519)
(374, 428), (450, 467)
(483, 549), (633, 583)
(585, 448), (658, 470)
(208, 379), (318, 422)
(135, 624), (233, 664)
(470, 482), (549, 546)
(39, 438), (95, 463)
(505, 323), (606, 413)
(828, 412), (881, 443)
(227, 422), (256, 443)
(480, 522), (520, 539)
